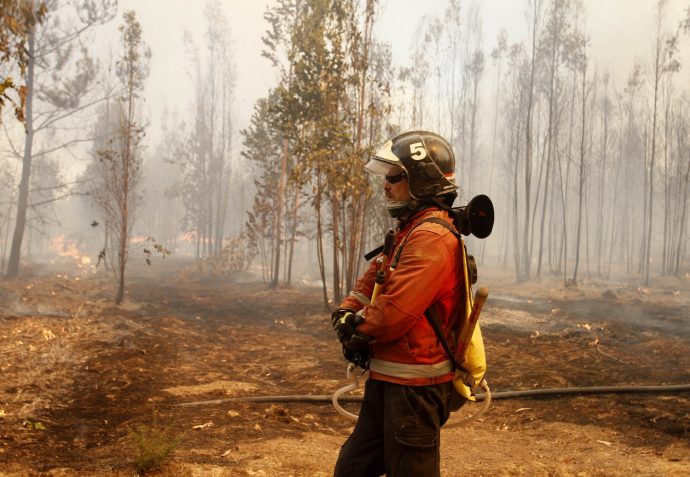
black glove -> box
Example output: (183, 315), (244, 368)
(343, 347), (371, 369)
(331, 309), (372, 351)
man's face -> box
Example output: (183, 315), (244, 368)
(383, 166), (411, 203)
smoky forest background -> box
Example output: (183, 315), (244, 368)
(3, 0), (690, 308)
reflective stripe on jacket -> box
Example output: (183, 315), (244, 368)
(339, 207), (465, 386)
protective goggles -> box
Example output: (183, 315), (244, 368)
(385, 172), (407, 184)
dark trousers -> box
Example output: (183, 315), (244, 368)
(333, 378), (454, 477)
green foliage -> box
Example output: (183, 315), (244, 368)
(117, 10), (151, 93)
(126, 421), (182, 475)
(245, 0), (391, 292)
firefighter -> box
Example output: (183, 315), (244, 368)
(332, 131), (466, 477)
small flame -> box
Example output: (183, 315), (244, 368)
(49, 234), (95, 274)
(50, 234), (81, 260)
(180, 231), (196, 243)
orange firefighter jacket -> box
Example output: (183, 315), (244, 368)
(339, 207), (465, 386)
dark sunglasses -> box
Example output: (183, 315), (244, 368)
(385, 172), (407, 184)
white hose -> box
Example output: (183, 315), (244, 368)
(332, 363), (367, 421)
(443, 379), (492, 429)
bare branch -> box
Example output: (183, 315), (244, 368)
(34, 95), (109, 132)
(32, 137), (94, 158)
(29, 190), (89, 208)
(29, 178), (90, 193)
(1, 122), (23, 159)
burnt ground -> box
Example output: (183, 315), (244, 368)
(0, 259), (688, 476)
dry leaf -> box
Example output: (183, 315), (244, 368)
(221, 445), (239, 457)
(514, 408), (532, 413)
(22, 419), (46, 430)
(596, 440), (613, 446)
(193, 421), (213, 429)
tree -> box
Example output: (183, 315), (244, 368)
(595, 70), (613, 278)
(571, 35), (590, 286)
(520, 0), (543, 281)
(616, 64), (644, 275)
(672, 96), (690, 275)
(95, 10), (150, 304)
(5, 0), (116, 278)
(642, 0), (679, 285)
(195, 1), (236, 258)
(242, 92), (285, 284)
(244, 0), (388, 309)
(257, 0), (302, 288)
(464, 4), (485, 199)
(168, 2), (237, 262)
(443, 0), (462, 148)
(504, 42), (529, 278)
(535, 0), (575, 277)
(0, 161), (16, 271)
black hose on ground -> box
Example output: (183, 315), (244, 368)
(173, 383), (690, 407)
(476, 383), (690, 401)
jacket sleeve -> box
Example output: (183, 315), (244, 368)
(339, 256), (378, 312)
(357, 229), (453, 342)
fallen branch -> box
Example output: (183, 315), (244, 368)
(596, 344), (627, 364)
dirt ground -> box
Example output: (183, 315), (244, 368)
(0, 258), (688, 476)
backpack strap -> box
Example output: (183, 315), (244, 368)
(416, 216), (461, 239)
(390, 216), (460, 270)
(387, 215), (466, 369)
(425, 305), (463, 371)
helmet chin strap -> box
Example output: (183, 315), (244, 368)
(386, 197), (427, 219)
(386, 200), (410, 218)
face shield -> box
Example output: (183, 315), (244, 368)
(364, 156), (410, 218)
(364, 157), (402, 176)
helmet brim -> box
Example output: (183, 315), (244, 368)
(364, 157), (403, 176)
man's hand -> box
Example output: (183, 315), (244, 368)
(331, 309), (372, 351)
(343, 347), (371, 368)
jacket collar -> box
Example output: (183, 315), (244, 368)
(397, 206), (450, 234)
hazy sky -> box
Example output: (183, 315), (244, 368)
(108, 0), (690, 145)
